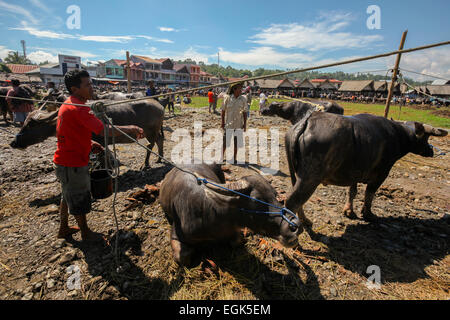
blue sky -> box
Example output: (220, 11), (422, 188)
(0, 0), (449, 80)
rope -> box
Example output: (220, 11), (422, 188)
(90, 101), (300, 231)
(278, 95), (325, 110)
(398, 73), (450, 103)
(197, 178), (299, 229)
(399, 68), (450, 81)
(1, 40), (449, 111)
(0, 126), (16, 136)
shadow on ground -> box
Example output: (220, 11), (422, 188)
(305, 215), (449, 284)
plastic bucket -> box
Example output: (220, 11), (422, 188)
(90, 169), (114, 199)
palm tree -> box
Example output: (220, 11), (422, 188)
(4, 51), (32, 65)
(0, 63), (12, 73)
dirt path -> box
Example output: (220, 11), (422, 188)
(0, 106), (448, 300)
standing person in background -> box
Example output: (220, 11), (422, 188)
(259, 91), (267, 115)
(146, 80), (158, 97)
(6, 79), (34, 127)
(212, 89), (218, 114)
(208, 88), (215, 113)
(221, 82), (247, 164)
(167, 88), (175, 115)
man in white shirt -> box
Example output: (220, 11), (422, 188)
(259, 91), (267, 115)
(221, 82), (247, 164)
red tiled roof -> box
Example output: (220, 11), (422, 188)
(311, 78), (342, 83)
(6, 64), (39, 74)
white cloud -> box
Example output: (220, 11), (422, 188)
(136, 35), (174, 44)
(0, 45), (14, 60)
(398, 47), (450, 81)
(10, 23), (175, 44)
(159, 27), (175, 32)
(218, 46), (314, 68)
(29, 47), (97, 59)
(158, 27), (182, 32)
(29, 0), (50, 13)
(0, 0), (38, 24)
(170, 47), (210, 64)
(10, 22), (73, 39)
(27, 51), (58, 64)
(249, 12), (383, 51)
(78, 35), (134, 43)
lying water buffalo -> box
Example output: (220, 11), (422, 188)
(284, 112), (448, 225)
(261, 100), (344, 124)
(10, 99), (165, 168)
(160, 163), (302, 265)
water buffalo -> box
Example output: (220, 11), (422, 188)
(10, 99), (165, 168)
(160, 163), (302, 265)
(284, 112), (448, 225)
(261, 100), (344, 124)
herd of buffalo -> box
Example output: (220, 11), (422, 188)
(1, 85), (448, 265)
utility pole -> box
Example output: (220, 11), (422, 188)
(384, 30), (408, 118)
(126, 51), (131, 94)
(20, 40), (26, 59)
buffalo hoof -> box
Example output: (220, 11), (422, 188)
(343, 209), (358, 220)
(362, 210), (378, 222)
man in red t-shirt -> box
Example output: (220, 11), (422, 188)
(208, 89), (215, 113)
(54, 70), (144, 242)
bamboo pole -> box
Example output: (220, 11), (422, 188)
(384, 30), (408, 118)
(126, 51), (131, 94)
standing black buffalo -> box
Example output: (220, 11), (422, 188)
(9, 99), (165, 168)
(160, 163), (302, 266)
(261, 100), (344, 124)
(284, 112), (448, 225)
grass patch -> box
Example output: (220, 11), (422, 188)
(339, 102), (450, 128)
(178, 97), (450, 128)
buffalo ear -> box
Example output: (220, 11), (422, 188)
(414, 122), (425, 138)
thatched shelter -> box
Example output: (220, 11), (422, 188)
(424, 85), (450, 98)
(374, 81), (388, 93)
(254, 78), (295, 92)
(338, 80), (374, 94)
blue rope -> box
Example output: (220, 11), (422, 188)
(429, 144), (446, 156)
(197, 178), (299, 228)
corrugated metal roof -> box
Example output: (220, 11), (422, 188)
(6, 64), (39, 74)
(132, 55), (162, 64)
(431, 79), (450, 85)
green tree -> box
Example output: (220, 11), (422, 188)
(4, 51), (32, 65)
(0, 63), (12, 73)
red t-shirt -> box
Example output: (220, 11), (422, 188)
(53, 96), (104, 167)
(208, 91), (214, 103)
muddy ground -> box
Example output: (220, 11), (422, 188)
(0, 105), (449, 300)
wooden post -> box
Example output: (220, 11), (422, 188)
(384, 30), (408, 118)
(126, 51), (131, 94)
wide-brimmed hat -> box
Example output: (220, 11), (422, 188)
(227, 82), (244, 94)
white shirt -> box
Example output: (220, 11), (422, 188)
(222, 94), (247, 130)
(259, 93), (267, 105)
